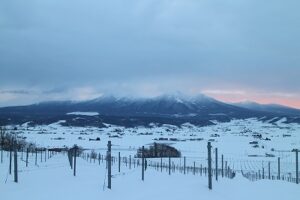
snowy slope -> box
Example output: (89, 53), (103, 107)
(1, 153), (299, 200)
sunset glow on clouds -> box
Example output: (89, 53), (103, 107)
(203, 90), (300, 109)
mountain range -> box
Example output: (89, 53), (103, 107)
(0, 94), (300, 127)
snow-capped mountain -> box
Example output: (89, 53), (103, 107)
(0, 94), (299, 127)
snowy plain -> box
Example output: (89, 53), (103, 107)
(1, 153), (300, 200)
(1, 117), (300, 200)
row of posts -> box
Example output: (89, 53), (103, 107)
(241, 150), (299, 184)
(109, 142), (298, 190)
(2, 141), (55, 183)
(89, 141), (236, 190)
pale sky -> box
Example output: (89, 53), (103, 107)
(0, 0), (300, 108)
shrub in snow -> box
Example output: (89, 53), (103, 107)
(136, 143), (181, 158)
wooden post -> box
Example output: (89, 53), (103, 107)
(107, 141), (112, 189)
(35, 149), (37, 165)
(26, 148), (29, 167)
(73, 147), (77, 176)
(193, 162), (196, 175)
(215, 148), (218, 181)
(40, 149), (43, 163)
(129, 155), (131, 169)
(221, 154), (224, 178)
(1, 146), (3, 163)
(268, 162), (271, 179)
(200, 164), (202, 176)
(45, 149), (47, 162)
(278, 157), (281, 180)
(225, 161), (228, 177)
(118, 152), (121, 173)
(296, 149), (299, 184)
(184, 156), (186, 174)
(14, 140), (18, 183)
(142, 146), (145, 181)
(207, 142), (212, 190)
(9, 141), (12, 175)
(168, 157), (171, 175)
(0, 129), (3, 163)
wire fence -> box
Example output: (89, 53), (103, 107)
(0, 140), (299, 191)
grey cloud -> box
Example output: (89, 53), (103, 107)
(0, 90), (31, 95)
(0, 0), (299, 105)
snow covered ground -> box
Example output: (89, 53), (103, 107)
(1, 153), (299, 200)
(1, 118), (300, 199)
(66, 112), (100, 116)
(10, 118), (300, 174)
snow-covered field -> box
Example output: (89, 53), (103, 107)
(12, 118), (300, 173)
(1, 152), (300, 200)
(1, 118), (300, 200)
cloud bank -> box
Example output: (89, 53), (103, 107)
(0, 0), (299, 107)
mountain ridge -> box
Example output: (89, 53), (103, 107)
(0, 94), (299, 127)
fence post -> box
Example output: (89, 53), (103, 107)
(142, 146), (145, 181)
(296, 149), (299, 184)
(40, 149), (43, 163)
(225, 161), (228, 177)
(45, 149), (47, 162)
(169, 157), (171, 175)
(1, 146), (2, 163)
(35, 149), (37, 165)
(118, 152), (121, 173)
(184, 156), (186, 174)
(268, 162), (271, 180)
(207, 142), (212, 190)
(278, 157), (280, 180)
(107, 141), (112, 189)
(215, 148), (218, 181)
(200, 164), (202, 176)
(9, 140), (12, 175)
(221, 154), (224, 178)
(193, 162), (196, 175)
(73, 146), (77, 176)
(26, 148), (29, 167)
(0, 130), (3, 163)
(14, 139), (18, 183)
